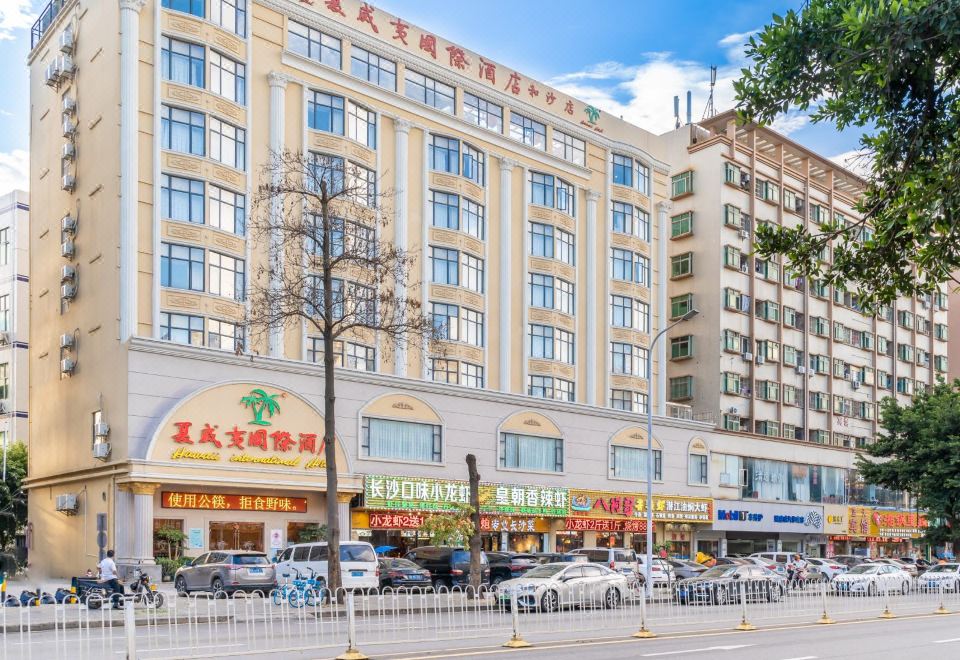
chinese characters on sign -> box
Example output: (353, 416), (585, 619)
(480, 517), (537, 533)
(363, 476), (568, 517)
(568, 490), (712, 523)
(368, 512), (424, 529)
(480, 484), (568, 517)
(564, 518), (647, 533)
(161, 492), (307, 512)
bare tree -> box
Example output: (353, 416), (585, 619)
(466, 454), (482, 598)
(249, 149), (437, 596)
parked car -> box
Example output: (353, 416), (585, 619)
(898, 557), (931, 573)
(740, 557), (780, 572)
(667, 559), (709, 580)
(918, 563), (960, 592)
(749, 552), (803, 576)
(639, 556), (676, 585)
(404, 546), (490, 590)
(534, 552), (588, 564)
(805, 558), (848, 580)
(830, 554), (871, 568)
(378, 558), (432, 590)
(175, 551), (276, 595)
(713, 557), (751, 566)
(870, 558), (918, 578)
(675, 564), (786, 605)
(487, 552), (539, 586)
(568, 548), (640, 581)
(275, 541), (379, 591)
(831, 563), (912, 596)
(496, 562), (628, 612)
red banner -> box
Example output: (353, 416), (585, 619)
(564, 517), (647, 533)
(368, 512), (425, 529)
(161, 491), (307, 512)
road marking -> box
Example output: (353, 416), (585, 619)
(933, 638), (960, 644)
(643, 645), (753, 657)
(779, 657), (817, 660)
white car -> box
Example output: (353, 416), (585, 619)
(831, 563), (912, 596)
(870, 558), (918, 578)
(275, 541), (379, 591)
(806, 558), (848, 580)
(496, 562), (629, 612)
(918, 563), (960, 592)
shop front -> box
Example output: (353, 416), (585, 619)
(841, 506), (929, 558)
(823, 504), (849, 557)
(712, 500), (825, 557)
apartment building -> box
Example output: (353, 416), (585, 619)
(0, 191), (29, 455)
(658, 113), (949, 450)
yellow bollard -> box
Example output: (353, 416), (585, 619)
(503, 591), (533, 648)
(632, 585), (657, 639)
(734, 582), (756, 631)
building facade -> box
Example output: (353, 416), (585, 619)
(0, 190), (29, 459)
(25, 0), (928, 577)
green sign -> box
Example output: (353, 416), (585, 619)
(240, 389), (282, 426)
(363, 476), (569, 517)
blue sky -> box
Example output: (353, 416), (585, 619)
(0, 0), (866, 192)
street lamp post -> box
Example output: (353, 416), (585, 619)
(645, 308), (698, 598)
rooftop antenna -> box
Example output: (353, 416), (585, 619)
(686, 90), (692, 126)
(673, 95), (680, 129)
(703, 65), (718, 119)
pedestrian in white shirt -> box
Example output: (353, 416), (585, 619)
(98, 550), (124, 609)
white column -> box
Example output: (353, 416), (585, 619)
(585, 190), (600, 406)
(497, 157), (517, 392)
(114, 486), (134, 564)
(130, 484), (159, 564)
(656, 201), (672, 415)
(268, 72), (290, 357)
(337, 494), (352, 540)
(119, 0), (146, 341)
(393, 118), (412, 376)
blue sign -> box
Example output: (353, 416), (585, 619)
(188, 528), (203, 550)
(713, 501), (824, 533)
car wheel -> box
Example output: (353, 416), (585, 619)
(767, 583), (781, 602)
(714, 586), (729, 606)
(868, 582), (877, 597)
(432, 578), (449, 593)
(604, 587), (621, 609)
(212, 577), (224, 594)
(902, 581), (910, 595)
(175, 576), (188, 596)
(540, 590), (559, 613)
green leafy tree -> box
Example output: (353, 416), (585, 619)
(856, 381), (960, 547)
(0, 442), (27, 550)
(154, 527), (188, 560)
(419, 503), (476, 546)
(735, 0), (960, 308)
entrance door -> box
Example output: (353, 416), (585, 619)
(209, 522), (265, 551)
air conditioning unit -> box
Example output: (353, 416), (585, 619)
(740, 173), (751, 189)
(59, 28), (75, 54)
(727, 406), (739, 415)
(795, 199), (804, 213)
(61, 240), (75, 258)
(55, 493), (79, 514)
(61, 175), (76, 192)
(796, 366), (807, 375)
(58, 55), (75, 79)
(60, 358), (76, 375)
(0, 332), (9, 346)
(61, 213), (77, 234)
(44, 61), (63, 86)
(61, 264), (76, 282)
(742, 352), (753, 362)
(92, 442), (111, 460)
(756, 355), (766, 365)
(739, 263), (748, 273)
(0, 400), (8, 414)
(62, 118), (76, 137)
(62, 142), (76, 161)
(94, 422), (110, 438)
(62, 96), (76, 114)
(61, 283), (77, 300)
(60, 333), (75, 349)
(738, 229), (749, 240)
(852, 381), (860, 390)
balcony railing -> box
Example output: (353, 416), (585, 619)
(32, 0), (68, 49)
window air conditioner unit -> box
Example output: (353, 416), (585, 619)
(62, 142), (76, 161)
(740, 173), (751, 189)
(742, 352), (753, 362)
(60, 333), (75, 349)
(92, 442), (111, 460)
(61, 264), (76, 282)
(61, 283), (77, 300)
(62, 96), (76, 114)
(796, 365), (807, 375)
(738, 230), (749, 241)
(852, 380), (860, 390)
(727, 406), (739, 415)
(61, 214), (77, 234)
(62, 118), (76, 138)
(756, 355), (766, 365)
(59, 28), (75, 54)
(61, 175), (76, 192)
(0, 400), (8, 414)
(55, 493), (79, 513)
(58, 55), (75, 79)
(94, 422), (110, 438)
(0, 332), (9, 346)
(60, 358), (76, 375)
(45, 61), (63, 86)
(61, 240), (75, 258)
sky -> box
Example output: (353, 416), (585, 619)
(0, 0), (867, 193)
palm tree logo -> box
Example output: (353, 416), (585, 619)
(240, 389), (282, 426)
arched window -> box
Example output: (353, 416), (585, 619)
(498, 412), (564, 473)
(359, 394), (443, 464)
(688, 437), (709, 485)
(609, 427), (662, 481)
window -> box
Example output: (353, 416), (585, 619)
(463, 92), (503, 132)
(670, 375), (693, 401)
(429, 358), (459, 384)
(670, 294), (693, 320)
(209, 51), (245, 104)
(530, 223), (554, 259)
(307, 151), (345, 194)
(430, 190), (459, 230)
(0, 295), (8, 333)
(612, 154), (633, 187)
(160, 312), (204, 345)
(404, 70), (454, 113)
(688, 453), (708, 484)
(207, 318), (243, 352)
(611, 342), (647, 376)
(671, 171), (693, 197)
(556, 279), (574, 314)
(552, 130), (585, 166)
(724, 161), (741, 185)
(430, 247), (459, 286)
(611, 248), (649, 285)
(160, 243), (204, 291)
(612, 445), (660, 480)
(461, 143), (485, 186)
(555, 328), (575, 364)
(429, 135), (459, 174)
(350, 45), (396, 90)
(161, 105), (204, 156)
(609, 390), (648, 413)
(210, 0), (246, 36)
(288, 20), (341, 68)
(347, 162), (376, 206)
(431, 303), (483, 346)
(671, 212), (692, 238)
(162, 0), (203, 18)
(343, 342), (376, 371)
(308, 91), (345, 135)
(461, 362), (484, 388)
(555, 227), (575, 265)
(670, 335), (693, 360)
(509, 112), (546, 149)
(527, 375), (574, 401)
(362, 417), (442, 463)
(209, 118), (245, 170)
(208, 252), (245, 300)
(462, 199), (485, 239)
(161, 174), (204, 224)
(671, 252), (693, 278)
(209, 185), (245, 235)
(500, 433), (563, 472)
(461, 253), (484, 293)
(611, 295), (649, 332)
(529, 172), (575, 214)
(721, 371), (741, 394)
(0, 229), (7, 266)
(612, 202), (649, 240)
(161, 37), (204, 88)
(529, 324), (555, 359)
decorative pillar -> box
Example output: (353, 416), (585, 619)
(656, 201), (672, 415)
(267, 72), (290, 357)
(114, 485), (134, 565)
(337, 492), (353, 540)
(119, 0), (146, 342)
(118, 482), (161, 580)
(393, 118), (412, 376)
(585, 190), (600, 406)
(497, 157), (517, 392)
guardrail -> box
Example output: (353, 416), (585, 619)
(0, 576), (957, 658)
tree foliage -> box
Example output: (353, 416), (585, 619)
(419, 504), (476, 546)
(735, 0), (960, 309)
(856, 381), (960, 546)
(0, 442), (27, 550)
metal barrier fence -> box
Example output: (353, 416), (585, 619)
(1, 575), (958, 659)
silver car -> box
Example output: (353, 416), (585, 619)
(175, 551), (276, 595)
(496, 562), (628, 612)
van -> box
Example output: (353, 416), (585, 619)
(568, 548), (641, 581)
(749, 552), (802, 576)
(275, 541), (379, 590)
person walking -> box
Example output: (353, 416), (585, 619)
(98, 550), (124, 609)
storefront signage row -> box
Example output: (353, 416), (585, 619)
(160, 491), (308, 512)
(568, 489), (713, 523)
(564, 518), (647, 532)
(846, 506), (929, 539)
(712, 500), (825, 533)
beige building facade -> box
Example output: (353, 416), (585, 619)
(0, 190), (29, 459)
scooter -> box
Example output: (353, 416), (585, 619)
(130, 569), (165, 609)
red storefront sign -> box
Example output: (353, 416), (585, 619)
(161, 491), (307, 512)
(564, 518), (647, 533)
(368, 512), (424, 529)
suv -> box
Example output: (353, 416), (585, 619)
(405, 546), (490, 590)
(486, 552), (539, 586)
(174, 551), (276, 595)
(275, 541), (379, 590)
(568, 548), (642, 582)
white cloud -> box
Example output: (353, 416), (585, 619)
(770, 111), (810, 136)
(0, 0), (34, 41)
(0, 149), (29, 192)
(829, 149), (872, 178)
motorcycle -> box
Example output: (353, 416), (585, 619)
(786, 565), (809, 591)
(130, 569), (165, 609)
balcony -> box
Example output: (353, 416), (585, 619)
(32, 0), (69, 49)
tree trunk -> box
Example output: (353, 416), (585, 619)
(467, 453), (482, 598)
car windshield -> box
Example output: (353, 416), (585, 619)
(699, 566), (737, 578)
(341, 545), (376, 562)
(383, 558), (421, 570)
(452, 550), (488, 565)
(848, 565), (879, 574)
(232, 555), (269, 565)
(523, 564), (567, 578)
(926, 564), (959, 573)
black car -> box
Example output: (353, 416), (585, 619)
(486, 552), (539, 586)
(378, 558), (432, 590)
(675, 565), (786, 605)
(404, 546), (490, 591)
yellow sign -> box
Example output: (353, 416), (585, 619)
(824, 504), (847, 535)
(568, 489), (712, 523)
